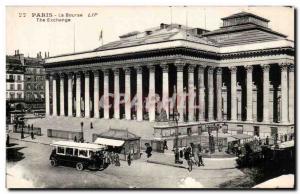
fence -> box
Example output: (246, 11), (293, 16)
(47, 129), (83, 140)
(13, 126), (42, 136)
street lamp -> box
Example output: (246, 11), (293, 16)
(173, 111), (180, 164)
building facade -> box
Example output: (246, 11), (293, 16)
(6, 50), (25, 111)
(24, 53), (46, 113)
(6, 50), (46, 123)
(44, 12), (294, 141)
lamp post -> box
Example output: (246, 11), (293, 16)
(173, 111), (180, 163)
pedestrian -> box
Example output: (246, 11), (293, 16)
(163, 139), (168, 150)
(74, 136), (77, 142)
(115, 153), (120, 166)
(145, 144), (152, 158)
(90, 122), (93, 129)
(284, 134), (288, 142)
(6, 134), (10, 146)
(197, 145), (204, 166)
(127, 153), (132, 166)
(265, 136), (269, 145)
(31, 130), (34, 140)
(80, 121), (84, 130)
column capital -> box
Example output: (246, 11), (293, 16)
(262, 65), (270, 72)
(103, 69), (110, 76)
(92, 70), (100, 77)
(198, 65), (205, 71)
(135, 66), (143, 74)
(245, 65), (253, 72)
(67, 72), (74, 78)
(229, 66), (237, 72)
(124, 67), (131, 75)
(207, 66), (215, 74)
(113, 68), (120, 75)
(45, 74), (50, 79)
(175, 62), (185, 72)
(75, 71), (81, 76)
(160, 63), (169, 72)
(288, 64), (295, 72)
(188, 64), (196, 73)
(216, 67), (222, 75)
(148, 65), (156, 73)
(83, 70), (90, 76)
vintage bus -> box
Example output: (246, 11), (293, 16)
(49, 141), (109, 171)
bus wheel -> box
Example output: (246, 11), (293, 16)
(76, 162), (84, 171)
(50, 159), (57, 167)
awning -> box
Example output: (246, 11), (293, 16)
(94, 137), (125, 147)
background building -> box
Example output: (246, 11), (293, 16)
(6, 50), (46, 123)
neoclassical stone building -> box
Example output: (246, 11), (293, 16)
(44, 12), (294, 142)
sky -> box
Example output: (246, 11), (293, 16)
(6, 6), (294, 58)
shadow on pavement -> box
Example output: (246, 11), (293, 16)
(6, 146), (26, 162)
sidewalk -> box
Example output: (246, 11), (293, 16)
(145, 151), (238, 170)
(8, 132), (62, 146)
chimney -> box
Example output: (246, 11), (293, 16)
(14, 50), (17, 56)
(47, 52), (50, 58)
(160, 23), (165, 29)
(44, 52), (47, 58)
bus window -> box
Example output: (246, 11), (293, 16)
(66, 148), (73, 156)
(57, 147), (65, 155)
(74, 149), (78, 156)
(79, 149), (88, 157)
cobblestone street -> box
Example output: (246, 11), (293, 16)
(7, 138), (245, 189)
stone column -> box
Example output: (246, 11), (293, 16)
(45, 74), (50, 116)
(246, 66), (253, 122)
(136, 66), (143, 121)
(125, 68), (131, 120)
(75, 72), (81, 117)
(103, 69), (110, 119)
(67, 73), (73, 117)
(148, 65), (156, 122)
(175, 62), (185, 122)
(207, 66), (214, 121)
(280, 64), (288, 123)
(216, 67), (222, 121)
(262, 65), (270, 123)
(52, 74), (57, 116)
(84, 71), (90, 118)
(93, 70), (100, 118)
(114, 68), (120, 119)
(59, 73), (65, 116)
(230, 67), (237, 121)
(188, 65), (195, 122)
(288, 64), (294, 123)
(198, 66), (205, 121)
(161, 63), (169, 119)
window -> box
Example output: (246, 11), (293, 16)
(10, 84), (14, 90)
(57, 147), (65, 155)
(74, 149), (78, 156)
(79, 149), (88, 157)
(17, 93), (22, 99)
(66, 148), (73, 156)
(17, 84), (22, 90)
(17, 75), (21, 81)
